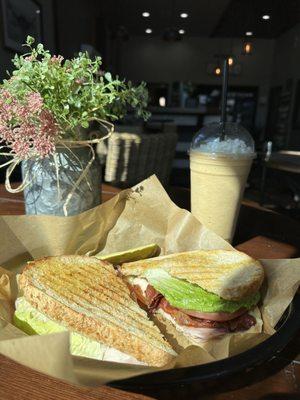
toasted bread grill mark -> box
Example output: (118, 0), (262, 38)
(32, 274), (166, 347)
(40, 263), (142, 312)
(121, 250), (264, 301)
(19, 255), (175, 367)
(29, 257), (135, 305)
(25, 256), (167, 343)
(78, 262), (132, 293)
(35, 271), (163, 339)
(20, 275), (173, 367)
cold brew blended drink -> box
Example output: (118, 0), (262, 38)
(190, 123), (255, 242)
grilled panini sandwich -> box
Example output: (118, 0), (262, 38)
(120, 250), (264, 351)
(15, 255), (176, 367)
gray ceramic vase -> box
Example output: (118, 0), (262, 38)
(22, 146), (101, 216)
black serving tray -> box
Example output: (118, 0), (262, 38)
(111, 293), (300, 391)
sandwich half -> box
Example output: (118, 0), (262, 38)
(120, 250), (264, 351)
(15, 255), (176, 367)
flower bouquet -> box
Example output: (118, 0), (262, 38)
(0, 36), (149, 216)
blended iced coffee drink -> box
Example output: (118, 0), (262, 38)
(190, 123), (255, 242)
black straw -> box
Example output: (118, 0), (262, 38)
(220, 57), (229, 140)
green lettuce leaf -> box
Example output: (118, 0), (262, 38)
(143, 269), (260, 313)
(14, 297), (109, 360)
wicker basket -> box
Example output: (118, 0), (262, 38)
(98, 131), (177, 187)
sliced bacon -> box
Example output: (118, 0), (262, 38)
(145, 285), (163, 312)
(227, 313), (256, 332)
(129, 284), (147, 307)
(129, 284), (163, 312)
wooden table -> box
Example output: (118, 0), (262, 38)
(0, 184), (299, 400)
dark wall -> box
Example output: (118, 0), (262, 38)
(0, 0), (56, 81)
(0, 0), (106, 81)
(55, 0), (101, 58)
(0, 5), (14, 81)
(271, 23), (300, 149)
(0, 38), (14, 82)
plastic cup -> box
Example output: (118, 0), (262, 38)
(190, 122), (255, 242)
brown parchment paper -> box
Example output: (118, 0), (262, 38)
(0, 175), (299, 386)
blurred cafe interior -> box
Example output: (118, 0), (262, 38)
(1, 0), (300, 220)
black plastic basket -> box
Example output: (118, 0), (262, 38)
(111, 293), (300, 391)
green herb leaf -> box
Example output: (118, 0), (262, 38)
(1, 37), (151, 139)
(81, 121), (89, 128)
(104, 72), (112, 82)
(26, 36), (35, 45)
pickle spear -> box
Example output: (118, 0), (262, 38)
(96, 243), (160, 265)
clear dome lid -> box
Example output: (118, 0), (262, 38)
(191, 122), (255, 157)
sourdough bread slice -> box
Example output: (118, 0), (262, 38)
(18, 255), (176, 367)
(121, 250), (264, 301)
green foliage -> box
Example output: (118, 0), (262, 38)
(2, 36), (150, 139)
